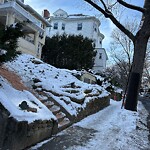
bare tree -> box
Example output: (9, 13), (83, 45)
(84, 0), (150, 111)
(109, 19), (138, 90)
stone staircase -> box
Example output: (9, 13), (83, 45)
(37, 91), (72, 132)
(33, 81), (104, 132)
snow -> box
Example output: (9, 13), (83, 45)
(1, 54), (149, 149)
(5, 54), (110, 116)
(70, 100), (149, 150)
(0, 76), (56, 123)
(30, 100), (149, 150)
(0, 49), (7, 55)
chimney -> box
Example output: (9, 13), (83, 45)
(43, 9), (50, 19)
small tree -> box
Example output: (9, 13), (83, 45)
(0, 23), (24, 63)
(42, 34), (96, 70)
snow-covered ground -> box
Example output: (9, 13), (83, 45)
(0, 54), (149, 149)
(72, 100), (149, 150)
(30, 100), (150, 150)
(0, 76), (56, 123)
(0, 54), (112, 123)
(5, 54), (110, 117)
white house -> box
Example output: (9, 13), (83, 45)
(0, 0), (51, 59)
(47, 9), (108, 72)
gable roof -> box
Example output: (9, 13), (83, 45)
(53, 9), (68, 17)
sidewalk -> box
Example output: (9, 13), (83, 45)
(29, 126), (97, 150)
(29, 100), (150, 150)
(139, 96), (150, 141)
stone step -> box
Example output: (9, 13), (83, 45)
(58, 118), (71, 131)
(43, 101), (54, 108)
(56, 112), (66, 122)
(49, 105), (60, 114)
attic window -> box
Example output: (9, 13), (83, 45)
(77, 23), (82, 30)
(53, 22), (58, 29)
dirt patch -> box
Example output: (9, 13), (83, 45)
(0, 66), (28, 91)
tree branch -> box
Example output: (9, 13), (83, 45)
(99, 0), (107, 10)
(84, 0), (135, 42)
(117, 0), (145, 13)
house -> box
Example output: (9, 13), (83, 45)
(46, 8), (108, 72)
(0, 0), (51, 59)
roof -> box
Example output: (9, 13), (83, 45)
(16, 0), (51, 27)
(53, 8), (68, 17)
(51, 9), (100, 25)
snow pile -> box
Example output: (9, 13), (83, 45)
(0, 49), (7, 55)
(6, 54), (110, 116)
(0, 76), (56, 123)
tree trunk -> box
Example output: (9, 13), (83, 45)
(125, 33), (149, 111)
(125, 0), (150, 111)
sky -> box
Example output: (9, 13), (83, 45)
(25, 0), (144, 64)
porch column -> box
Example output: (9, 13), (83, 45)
(6, 12), (15, 26)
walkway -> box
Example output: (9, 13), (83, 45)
(29, 100), (150, 150)
(139, 95), (150, 141)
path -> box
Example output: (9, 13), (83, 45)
(139, 95), (150, 141)
(29, 100), (150, 150)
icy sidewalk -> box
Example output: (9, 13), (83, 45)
(29, 100), (150, 150)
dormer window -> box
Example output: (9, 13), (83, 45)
(77, 23), (82, 30)
(53, 22), (58, 29)
(62, 23), (65, 30)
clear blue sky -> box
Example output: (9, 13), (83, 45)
(25, 0), (144, 64)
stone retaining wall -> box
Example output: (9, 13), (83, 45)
(0, 103), (57, 150)
(74, 96), (110, 123)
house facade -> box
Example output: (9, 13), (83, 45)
(47, 9), (108, 72)
(0, 0), (51, 58)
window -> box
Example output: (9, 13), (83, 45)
(93, 23), (97, 32)
(99, 41), (102, 44)
(99, 53), (102, 59)
(53, 22), (58, 29)
(62, 23), (65, 30)
(77, 23), (82, 30)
